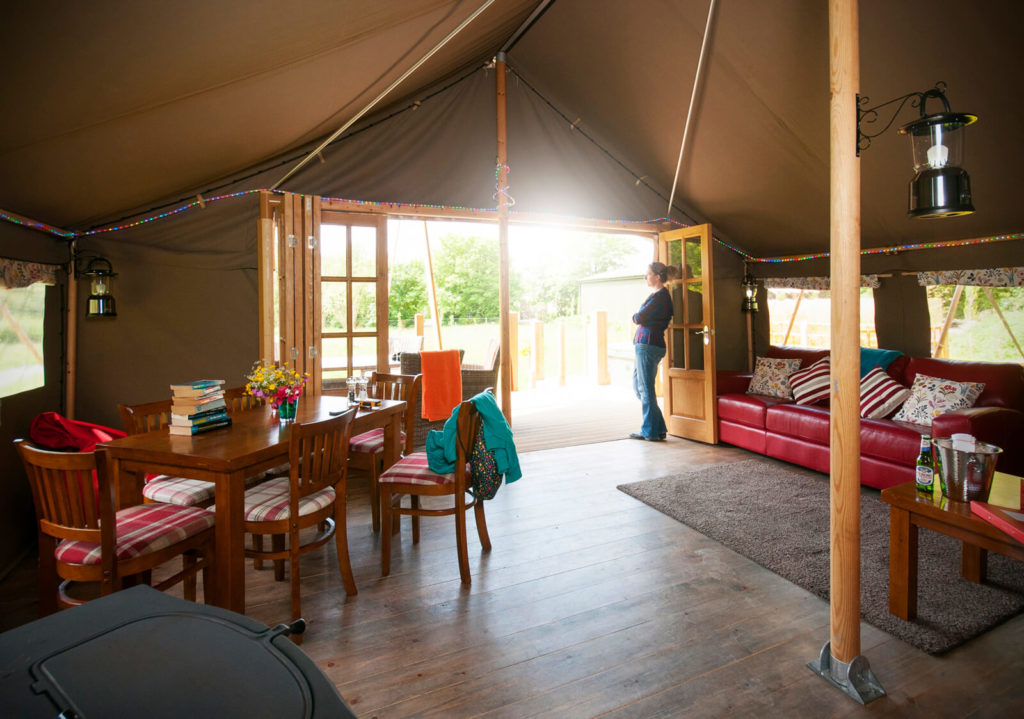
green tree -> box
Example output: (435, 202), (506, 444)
(388, 259), (428, 325)
(434, 234), (502, 319)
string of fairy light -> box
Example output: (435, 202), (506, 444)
(3, 190), (1021, 263)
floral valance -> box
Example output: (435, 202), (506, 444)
(762, 275), (881, 290)
(0, 258), (60, 289)
(917, 267), (1023, 287)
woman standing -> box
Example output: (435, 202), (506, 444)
(630, 261), (679, 441)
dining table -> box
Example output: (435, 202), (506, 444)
(96, 394), (407, 614)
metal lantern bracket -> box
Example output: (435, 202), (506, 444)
(857, 81), (951, 156)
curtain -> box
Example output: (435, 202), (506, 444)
(0, 258), (59, 289)
(916, 267), (1023, 287)
(762, 275), (881, 290)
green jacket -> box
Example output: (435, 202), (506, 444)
(425, 391), (522, 483)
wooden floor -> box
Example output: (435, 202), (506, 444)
(3, 438), (1023, 717)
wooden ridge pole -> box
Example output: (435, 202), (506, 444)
(808, 0), (884, 702)
(496, 52), (512, 420)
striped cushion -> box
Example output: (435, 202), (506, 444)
(143, 473), (267, 506)
(54, 504), (214, 565)
(789, 356), (830, 405)
(235, 477), (336, 522)
(860, 366), (912, 419)
(379, 452), (456, 487)
(349, 428), (407, 454)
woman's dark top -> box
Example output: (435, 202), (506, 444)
(632, 287), (673, 348)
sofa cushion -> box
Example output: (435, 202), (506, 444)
(859, 366), (911, 419)
(718, 393), (791, 429)
(892, 373), (985, 424)
(789, 357), (830, 405)
(765, 404), (831, 444)
(748, 357), (803, 398)
(900, 357), (1024, 409)
(859, 347), (903, 377)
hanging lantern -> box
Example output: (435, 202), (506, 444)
(83, 257), (117, 317)
(898, 89), (977, 218)
(741, 270), (759, 313)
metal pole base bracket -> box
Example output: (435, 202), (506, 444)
(807, 641), (886, 705)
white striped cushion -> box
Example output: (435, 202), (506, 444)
(54, 504), (214, 565)
(349, 428), (407, 454)
(860, 366), (911, 419)
(789, 356), (830, 405)
(379, 452), (455, 486)
(235, 477), (336, 522)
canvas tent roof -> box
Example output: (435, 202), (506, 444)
(3, 0), (1023, 261)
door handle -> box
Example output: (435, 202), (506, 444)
(692, 325), (714, 345)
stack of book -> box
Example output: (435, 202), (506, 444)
(169, 379), (231, 436)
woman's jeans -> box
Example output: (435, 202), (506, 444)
(633, 342), (667, 439)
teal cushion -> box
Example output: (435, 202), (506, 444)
(859, 347), (903, 378)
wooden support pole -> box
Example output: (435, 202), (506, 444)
(496, 52), (512, 420)
(533, 321), (544, 384)
(933, 284), (963, 358)
(509, 311), (519, 391)
(65, 243), (77, 418)
(982, 287), (1024, 360)
(828, 0), (863, 667)
(423, 221), (444, 350)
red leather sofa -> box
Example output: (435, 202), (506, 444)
(717, 346), (1024, 489)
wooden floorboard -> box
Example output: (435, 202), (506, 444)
(3, 437), (1023, 718)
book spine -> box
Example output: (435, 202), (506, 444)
(168, 418), (232, 436)
(171, 411), (229, 427)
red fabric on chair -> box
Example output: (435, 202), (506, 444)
(30, 412), (126, 452)
(420, 350), (462, 421)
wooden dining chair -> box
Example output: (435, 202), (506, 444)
(223, 385), (266, 414)
(378, 398), (491, 584)
(348, 372), (421, 532)
(15, 439), (216, 614)
(119, 399), (218, 507)
(241, 408), (358, 634)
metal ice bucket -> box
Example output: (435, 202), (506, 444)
(932, 437), (1002, 502)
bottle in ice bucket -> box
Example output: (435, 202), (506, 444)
(915, 434), (934, 493)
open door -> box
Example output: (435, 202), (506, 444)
(660, 224), (718, 443)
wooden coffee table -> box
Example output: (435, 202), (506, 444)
(880, 481), (1024, 620)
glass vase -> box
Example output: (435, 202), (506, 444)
(277, 398), (298, 423)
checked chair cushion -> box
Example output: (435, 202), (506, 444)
(349, 428), (407, 454)
(234, 477), (336, 523)
(378, 452), (458, 486)
(54, 504), (214, 565)
(143, 473), (268, 506)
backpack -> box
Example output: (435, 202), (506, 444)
(467, 428), (503, 500)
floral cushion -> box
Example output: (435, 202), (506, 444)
(859, 366), (911, 419)
(747, 357), (803, 399)
(54, 504), (214, 565)
(379, 452), (456, 486)
(892, 373), (985, 424)
(234, 477), (336, 523)
(789, 357), (830, 405)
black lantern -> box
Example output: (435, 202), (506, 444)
(858, 82), (977, 219)
(83, 257), (117, 317)
(741, 270), (759, 313)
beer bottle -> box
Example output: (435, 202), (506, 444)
(915, 435), (934, 493)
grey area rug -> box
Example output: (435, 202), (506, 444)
(617, 457), (1024, 655)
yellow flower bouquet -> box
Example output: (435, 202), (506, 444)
(245, 361), (309, 413)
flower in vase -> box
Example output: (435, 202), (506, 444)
(245, 361), (309, 410)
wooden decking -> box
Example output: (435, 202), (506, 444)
(3, 437), (1022, 717)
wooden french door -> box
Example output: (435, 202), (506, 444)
(660, 224), (718, 443)
(257, 192), (389, 395)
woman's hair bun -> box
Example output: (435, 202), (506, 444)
(650, 261), (681, 281)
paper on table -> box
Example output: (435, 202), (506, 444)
(987, 471), (1023, 510)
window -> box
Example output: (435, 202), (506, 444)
(767, 286), (878, 348)
(0, 283), (46, 397)
(926, 285), (1024, 362)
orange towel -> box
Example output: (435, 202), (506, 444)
(421, 350), (463, 421)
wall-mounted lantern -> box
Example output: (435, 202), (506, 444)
(82, 257), (117, 317)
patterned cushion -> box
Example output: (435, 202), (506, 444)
(747, 357), (803, 399)
(349, 428), (407, 454)
(379, 452), (455, 486)
(892, 373), (985, 424)
(143, 473), (267, 506)
(236, 477), (336, 522)
(859, 366), (911, 419)
(143, 476), (216, 506)
(54, 504), (214, 565)
(789, 357), (830, 405)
